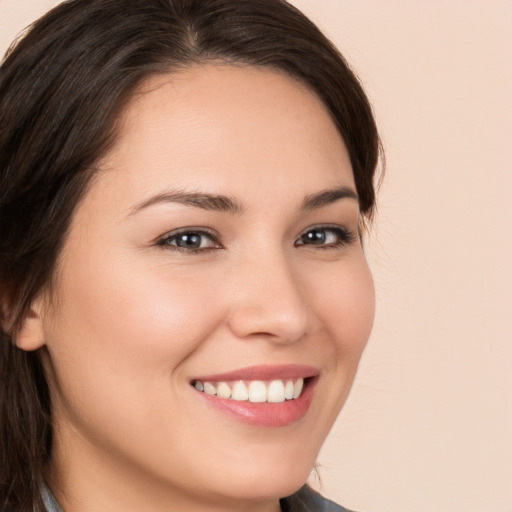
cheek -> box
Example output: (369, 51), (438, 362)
(289, 255), (374, 449)
(43, 254), (230, 467)
(58, 257), (222, 360)
(311, 256), (375, 362)
(44, 254), (227, 425)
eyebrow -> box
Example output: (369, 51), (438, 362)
(128, 185), (358, 217)
(301, 185), (358, 210)
(128, 190), (245, 216)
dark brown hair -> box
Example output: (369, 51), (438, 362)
(0, 0), (381, 509)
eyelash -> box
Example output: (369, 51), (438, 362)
(156, 225), (357, 254)
(295, 225), (357, 249)
(156, 228), (221, 253)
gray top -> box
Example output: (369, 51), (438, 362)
(42, 484), (352, 512)
(281, 485), (354, 512)
(41, 485), (63, 512)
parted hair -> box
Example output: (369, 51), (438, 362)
(0, 0), (381, 510)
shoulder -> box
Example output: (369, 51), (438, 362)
(280, 485), (357, 512)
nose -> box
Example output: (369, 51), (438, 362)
(226, 250), (309, 344)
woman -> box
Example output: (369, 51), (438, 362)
(0, 1), (381, 511)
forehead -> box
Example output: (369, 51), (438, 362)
(93, 64), (354, 210)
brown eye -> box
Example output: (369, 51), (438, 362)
(295, 226), (355, 248)
(300, 229), (327, 245)
(173, 232), (204, 249)
(157, 230), (220, 251)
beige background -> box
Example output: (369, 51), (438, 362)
(1, 1), (511, 511)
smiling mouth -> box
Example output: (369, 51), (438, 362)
(191, 377), (308, 403)
(190, 365), (318, 426)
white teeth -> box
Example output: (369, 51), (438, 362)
(293, 378), (304, 399)
(248, 381), (267, 403)
(203, 382), (217, 395)
(194, 377), (307, 402)
(284, 380), (294, 400)
(231, 381), (249, 401)
(267, 380), (285, 403)
(216, 381), (231, 399)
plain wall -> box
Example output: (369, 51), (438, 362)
(1, 1), (511, 511)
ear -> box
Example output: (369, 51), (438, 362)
(14, 297), (46, 352)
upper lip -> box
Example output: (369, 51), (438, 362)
(190, 364), (319, 383)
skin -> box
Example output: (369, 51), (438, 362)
(20, 65), (375, 512)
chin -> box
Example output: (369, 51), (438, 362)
(209, 472), (310, 506)
(201, 441), (319, 504)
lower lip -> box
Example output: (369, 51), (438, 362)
(194, 378), (317, 427)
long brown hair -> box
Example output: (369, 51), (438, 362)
(0, 1), (381, 509)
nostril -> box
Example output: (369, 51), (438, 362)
(226, 302), (308, 343)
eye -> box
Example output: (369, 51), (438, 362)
(156, 229), (221, 252)
(295, 226), (356, 248)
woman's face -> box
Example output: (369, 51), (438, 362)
(38, 65), (374, 510)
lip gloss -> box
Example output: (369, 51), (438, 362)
(190, 365), (318, 427)
(195, 378), (316, 427)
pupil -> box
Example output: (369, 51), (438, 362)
(306, 230), (325, 244)
(178, 233), (201, 248)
